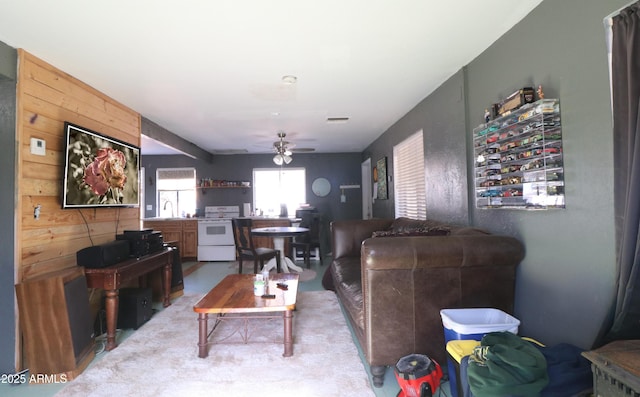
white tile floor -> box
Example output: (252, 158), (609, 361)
(2, 258), (453, 397)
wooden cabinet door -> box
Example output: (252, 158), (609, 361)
(162, 230), (183, 252)
(143, 221), (183, 254)
(181, 220), (198, 259)
(181, 231), (197, 258)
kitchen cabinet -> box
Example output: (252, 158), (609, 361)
(473, 98), (564, 209)
(181, 220), (198, 258)
(143, 219), (198, 259)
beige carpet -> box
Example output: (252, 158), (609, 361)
(56, 291), (374, 397)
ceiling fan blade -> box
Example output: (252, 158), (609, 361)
(268, 131), (315, 154)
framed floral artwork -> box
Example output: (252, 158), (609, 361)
(376, 157), (388, 200)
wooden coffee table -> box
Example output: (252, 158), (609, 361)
(193, 273), (299, 358)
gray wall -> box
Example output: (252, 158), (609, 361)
(0, 41), (17, 374)
(365, 0), (625, 350)
(363, 69), (470, 225)
(142, 152), (363, 248)
(466, 0), (623, 349)
(0, 40), (16, 81)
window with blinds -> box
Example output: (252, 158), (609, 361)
(393, 130), (426, 219)
(156, 168), (196, 218)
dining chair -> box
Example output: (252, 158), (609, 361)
(232, 218), (281, 274)
(291, 213), (323, 268)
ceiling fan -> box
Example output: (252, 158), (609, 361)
(272, 132), (315, 165)
(273, 132), (292, 165)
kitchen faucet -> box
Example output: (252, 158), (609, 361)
(163, 201), (174, 217)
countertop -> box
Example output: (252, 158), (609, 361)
(143, 216), (300, 221)
(143, 217), (199, 221)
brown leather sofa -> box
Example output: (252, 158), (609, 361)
(325, 217), (525, 387)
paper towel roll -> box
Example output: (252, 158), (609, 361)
(243, 203), (251, 217)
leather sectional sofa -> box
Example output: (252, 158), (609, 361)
(324, 217), (525, 387)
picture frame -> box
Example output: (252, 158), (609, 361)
(376, 157), (388, 200)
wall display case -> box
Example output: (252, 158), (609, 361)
(473, 98), (564, 209)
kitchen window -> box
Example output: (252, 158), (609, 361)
(157, 168), (196, 218)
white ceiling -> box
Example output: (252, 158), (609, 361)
(0, 0), (543, 155)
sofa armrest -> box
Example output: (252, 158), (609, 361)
(331, 219), (393, 260)
(360, 234), (524, 367)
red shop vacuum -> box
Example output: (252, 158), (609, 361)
(394, 354), (443, 397)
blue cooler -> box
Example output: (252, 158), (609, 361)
(440, 308), (520, 397)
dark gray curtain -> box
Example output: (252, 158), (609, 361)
(602, 1), (640, 344)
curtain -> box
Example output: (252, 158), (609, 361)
(602, 1), (640, 344)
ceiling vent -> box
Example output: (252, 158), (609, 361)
(212, 149), (249, 155)
(327, 117), (350, 124)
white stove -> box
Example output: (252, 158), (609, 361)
(197, 206), (239, 261)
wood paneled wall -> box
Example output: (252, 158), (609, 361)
(16, 50), (141, 281)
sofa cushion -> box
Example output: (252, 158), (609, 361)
(322, 266), (335, 291)
(331, 257), (364, 331)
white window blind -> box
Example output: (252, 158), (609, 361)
(157, 168), (196, 185)
(393, 130), (426, 219)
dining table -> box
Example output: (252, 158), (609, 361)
(251, 226), (309, 273)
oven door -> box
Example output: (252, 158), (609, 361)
(197, 220), (234, 246)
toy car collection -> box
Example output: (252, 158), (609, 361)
(474, 98), (564, 209)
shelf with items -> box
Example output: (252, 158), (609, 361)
(473, 98), (565, 209)
(197, 179), (251, 189)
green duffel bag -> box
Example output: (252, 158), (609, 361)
(467, 331), (549, 397)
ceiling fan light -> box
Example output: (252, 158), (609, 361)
(272, 131), (294, 164)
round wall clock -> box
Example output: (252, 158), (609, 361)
(311, 177), (331, 197)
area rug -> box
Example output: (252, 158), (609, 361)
(297, 268), (317, 282)
(55, 291), (374, 397)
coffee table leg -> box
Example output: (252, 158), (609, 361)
(198, 313), (208, 358)
(283, 309), (293, 357)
